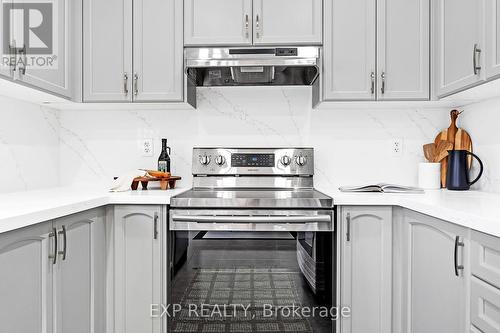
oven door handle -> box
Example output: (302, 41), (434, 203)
(171, 215), (331, 224)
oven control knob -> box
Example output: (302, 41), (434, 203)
(199, 155), (211, 166)
(280, 155), (292, 166)
(215, 155), (226, 166)
(296, 155), (307, 166)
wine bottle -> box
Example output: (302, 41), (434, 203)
(158, 139), (171, 173)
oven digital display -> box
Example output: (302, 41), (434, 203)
(231, 153), (275, 167)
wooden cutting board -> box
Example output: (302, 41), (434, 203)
(434, 130), (449, 187)
(434, 111), (473, 187)
(455, 128), (473, 167)
(435, 110), (461, 187)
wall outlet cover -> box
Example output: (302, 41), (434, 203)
(392, 139), (404, 156)
(141, 139), (154, 157)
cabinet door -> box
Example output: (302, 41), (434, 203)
(53, 208), (106, 333)
(253, 0), (322, 45)
(133, 0), (183, 102)
(400, 210), (469, 333)
(0, 0), (14, 79)
(113, 205), (163, 333)
(435, 0), (485, 97)
(14, 0), (74, 98)
(377, 0), (430, 100)
(323, 0), (376, 100)
(340, 206), (393, 333)
(0, 222), (54, 333)
(84, 0), (132, 101)
(184, 0), (252, 46)
(486, 0), (500, 79)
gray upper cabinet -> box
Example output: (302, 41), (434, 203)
(84, 0), (132, 102)
(323, 0), (376, 100)
(84, 0), (182, 102)
(184, 0), (321, 46)
(377, 0), (430, 100)
(340, 206), (393, 333)
(184, 0), (253, 46)
(0, 221), (54, 333)
(252, 0), (322, 45)
(435, 0), (485, 97)
(399, 210), (469, 333)
(112, 205), (165, 333)
(0, 0), (13, 79)
(486, 0), (500, 79)
(324, 0), (430, 101)
(53, 208), (106, 333)
(133, 0), (183, 102)
(0, 0), (81, 99)
(15, 0), (76, 98)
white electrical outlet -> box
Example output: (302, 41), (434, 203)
(141, 139), (154, 157)
(392, 139), (404, 156)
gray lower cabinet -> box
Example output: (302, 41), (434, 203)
(53, 208), (107, 333)
(397, 209), (469, 333)
(0, 207), (106, 333)
(470, 230), (500, 333)
(0, 221), (54, 333)
(111, 205), (166, 333)
(339, 206), (393, 333)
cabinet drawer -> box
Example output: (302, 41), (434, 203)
(472, 231), (500, 287)
(471, 276), (500, 333)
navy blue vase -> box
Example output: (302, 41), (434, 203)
(446, 150), (484, 191)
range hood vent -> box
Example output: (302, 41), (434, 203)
(185, 47), (321, 108)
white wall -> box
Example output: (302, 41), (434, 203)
(460, 95), (500, 193)
(58, 87), (449, 192)
(0, 95), (60, 193)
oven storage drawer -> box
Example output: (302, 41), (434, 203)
(169, 209), (334, 232)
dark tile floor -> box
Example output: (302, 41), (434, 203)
(169, 231), (334, 333)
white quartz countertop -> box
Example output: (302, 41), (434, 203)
(0, 187), (188, 234)
(0, 187), (499, 238)
(327, 189), (500, 237)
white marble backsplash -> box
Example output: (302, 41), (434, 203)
(460, 95), (500, 193)
(57, 87), (449, 193)
(0, 96), (60, 193)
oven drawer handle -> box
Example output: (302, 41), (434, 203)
(171, 215), (331, 224)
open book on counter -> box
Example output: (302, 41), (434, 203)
(339, 183), (424, 194)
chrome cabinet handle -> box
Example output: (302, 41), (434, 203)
(153, 213), (159, 240)
(381, 72), (386, 94)
(370, 72), (375, 95)
(49, 227), (58, 265)
(245, 14), (249, 39)
(255, 14), (260, 39)
(58, 225), (67, 260)
(123, 73), (129, 96)
(346, 213), (351, 242)
(454, 236), (465, 276)
(473, 44), (482, 75)
(18, 44), (27, 75)
(133, 73), (139, 96)
(9, 43), (16, 73)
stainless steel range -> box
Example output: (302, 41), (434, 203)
(169, 148), (335, 333)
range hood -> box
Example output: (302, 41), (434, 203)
(185, 47), (321, 108)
